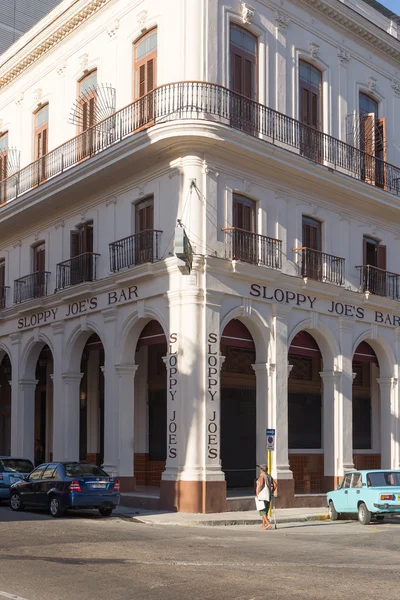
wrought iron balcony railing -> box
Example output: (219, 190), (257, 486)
(0, 286), (9, 309)
(293, 247), (345, 286)
(356, 264), (400, 300)
(56, 253), (100, 290)
(109, 230), (162, 272)
(223, 227), (282, 269)
(1, 83), (400, 206)
(14, 271), (50, 303)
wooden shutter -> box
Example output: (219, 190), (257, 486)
(85, 223), (94, 253)
(377, 245), (386, 271)
(147, 60), (154, 92)
(89, 98), (95, 127)
(302, 218), (321, 251)
(233, 196), (255, 232)
(231, 54), (242, 94)
(300, 86), (309, 125)
(363, 237), (368, 265)
(70, 230), (81, 258)
(0, 261), (5, 289)
(311, 93), (319, 128)
(82, 102), (88, 132)
(244, 59), (252, 98)
(136, 200), (154, 233)
(35, 246), (45, 273)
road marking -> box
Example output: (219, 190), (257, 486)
(0, 591), (31, 600)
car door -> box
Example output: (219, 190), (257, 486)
(20, 465), (47, 506)
(334, 473), (352, 512)
(346, 472), (362, 513)
(36, 464), (58, 507)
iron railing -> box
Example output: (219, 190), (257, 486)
(294, 247), (345, 286)
(0, 286), (9, 309)
(56, 253), (100, 290)
(223, 227), (282, 269)
(1, 83), (400, 206)
(109, 230), (162, 272)
(356, 264), (400, 300)
(14, 271), (50, 303)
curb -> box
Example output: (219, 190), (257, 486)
(127, 513), (330, 527)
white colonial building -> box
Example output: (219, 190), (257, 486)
(0, 0), (400, 511)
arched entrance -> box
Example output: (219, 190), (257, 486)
(134, 320), (167, 487)
(0, 354), (11, 455)
(288, 331), (323, 494)
(352, 341), (381, 470)
(34, 345), (53, 464)
(220, 319), (256, 488)
(79, 333), (105, 465)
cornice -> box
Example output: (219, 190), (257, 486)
(0, 0), (112, 91)
(299, 0), (400, 63)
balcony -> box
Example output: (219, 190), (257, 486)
(223, 227), (282, 269)
(109, 230), (162, 273)
(0, 286), (9, 309)
(293, 247), (345, 286)
(14, 271), (50, 303)
(0, 83), (400, 206)
(356, 264), (400, 300)
(56, 253), (100, 291)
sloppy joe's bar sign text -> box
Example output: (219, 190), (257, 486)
(17, 285), (138, 330)
(250, 284), (400, 327)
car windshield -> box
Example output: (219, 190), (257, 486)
(64, 463), (108, 478)
(367, 471), (400, 487)
(0, 459), (34, 473)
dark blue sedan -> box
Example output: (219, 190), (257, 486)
(9, 462), (120, 517)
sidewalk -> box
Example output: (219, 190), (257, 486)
(114, 506), (329, 527)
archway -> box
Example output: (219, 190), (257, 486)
(0, 354), (12, 455)
(352, 341), (381, 470)
(79, 333), (105, 465)
(134, 320), (167, 487)
(288, 331), (323, 494)
(220, 319), (256, 488)
(34, 345), (53, 464)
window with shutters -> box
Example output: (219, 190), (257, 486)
(34, 105), (49, 181)
(301, 216), (322, 281)
(229, 24), (257, 132)
(302, 216), (321, 251)
(78, 70), (97, 158)
(134, 29), (157, 125)
(70, 221), (94, 285)
(0, 133), (8, 182)
(233, 194), (255, 232)
(359, 93), (386, 188)
(135, 198), (154, 264)
(32, 242), (46, 297)
(363, 236), (386, 269)
(0, 259), (6, 308)
(299, 61), (322, 129)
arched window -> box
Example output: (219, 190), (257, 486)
(229, 24), (257, 100)
(78, 70), (98, 132)
(299, 60), (322, 130)
(134, 28), (157, 100)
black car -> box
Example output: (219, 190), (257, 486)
(9, 462), (121, 517)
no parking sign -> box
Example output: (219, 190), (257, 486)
(266, 429), (275, 451)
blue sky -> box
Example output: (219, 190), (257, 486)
(377, 0), (399, 14)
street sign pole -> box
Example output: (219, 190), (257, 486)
(265, 428), (275, 519)
(267, 449), (272, 519)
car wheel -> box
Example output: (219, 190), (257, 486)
(328, 501), (339, 521)
(49, 496), (65, 518)
(10, 492), (24, 512)
(99, 507), (113, 517)
(358, 502), (371, 525)
(375, 515), (385, 521)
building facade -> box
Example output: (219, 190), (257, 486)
(0, 0), (400, 511)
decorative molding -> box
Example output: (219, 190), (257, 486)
(13, 240), (21, 248)
(106, 196), (117, 206)
(337, 48), (350, 65)
(202, 161), (219, 177)
(0, 0), (111, 91)
(107, 18), (120, 38)
(137, 10), (148, 32)
(55, 220), (64, 229)
(56, 60), (67, 76)
(339, 213), (350, 223)
(243, 179), (252, 193)
(311, 203), (318, 216)
(367, 76), (377, 92)
(0, 118), (3, 132)
(33, 88), (42, 104)
(311, 311), (319, 330)
(241, 297), (252, 317)
(169, 167), (183, 179)
(138, 184), (145, 197)
(15, 92), (24, 106)
(309, 42), (320, 59)
(79, 53), (89, 72)
(241, 3), (255, 25)
(391, 79), (400, 95)
(274, 10), (289, 30)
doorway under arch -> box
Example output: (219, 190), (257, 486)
(0, 354), (11, 455)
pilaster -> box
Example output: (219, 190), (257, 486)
(338, 318), (355, 474)
(377, 377), (397, 469)
(115, 364), (138, 491)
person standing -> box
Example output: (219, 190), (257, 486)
(256, 464), (276, 530)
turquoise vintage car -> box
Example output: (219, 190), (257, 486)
(327, 470), (400, 525)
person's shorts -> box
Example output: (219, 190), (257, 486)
(259, 501), (270, 516)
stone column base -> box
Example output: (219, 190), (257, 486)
(275, 478), (295, 508)
(159, 480), (227, 513)
(119, 476), (136, 493)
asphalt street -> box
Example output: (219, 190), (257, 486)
(0, 505), (400, 600)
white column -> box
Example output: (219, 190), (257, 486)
(62, 372), (83, 462)
(320, 371), (341, 484)
(101, 308), (118, 476)
(274, 14), (288, 114)
(338, 318), (354, 474)
(378, 378), (397, 469)
(272, 305), (292, 481)
(16, 380), (38, 463)
(252, 362), (269, 468)
(115, 364), (138, 478)
(51, 323), (67, 462)
(10, 332), (21, 457)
